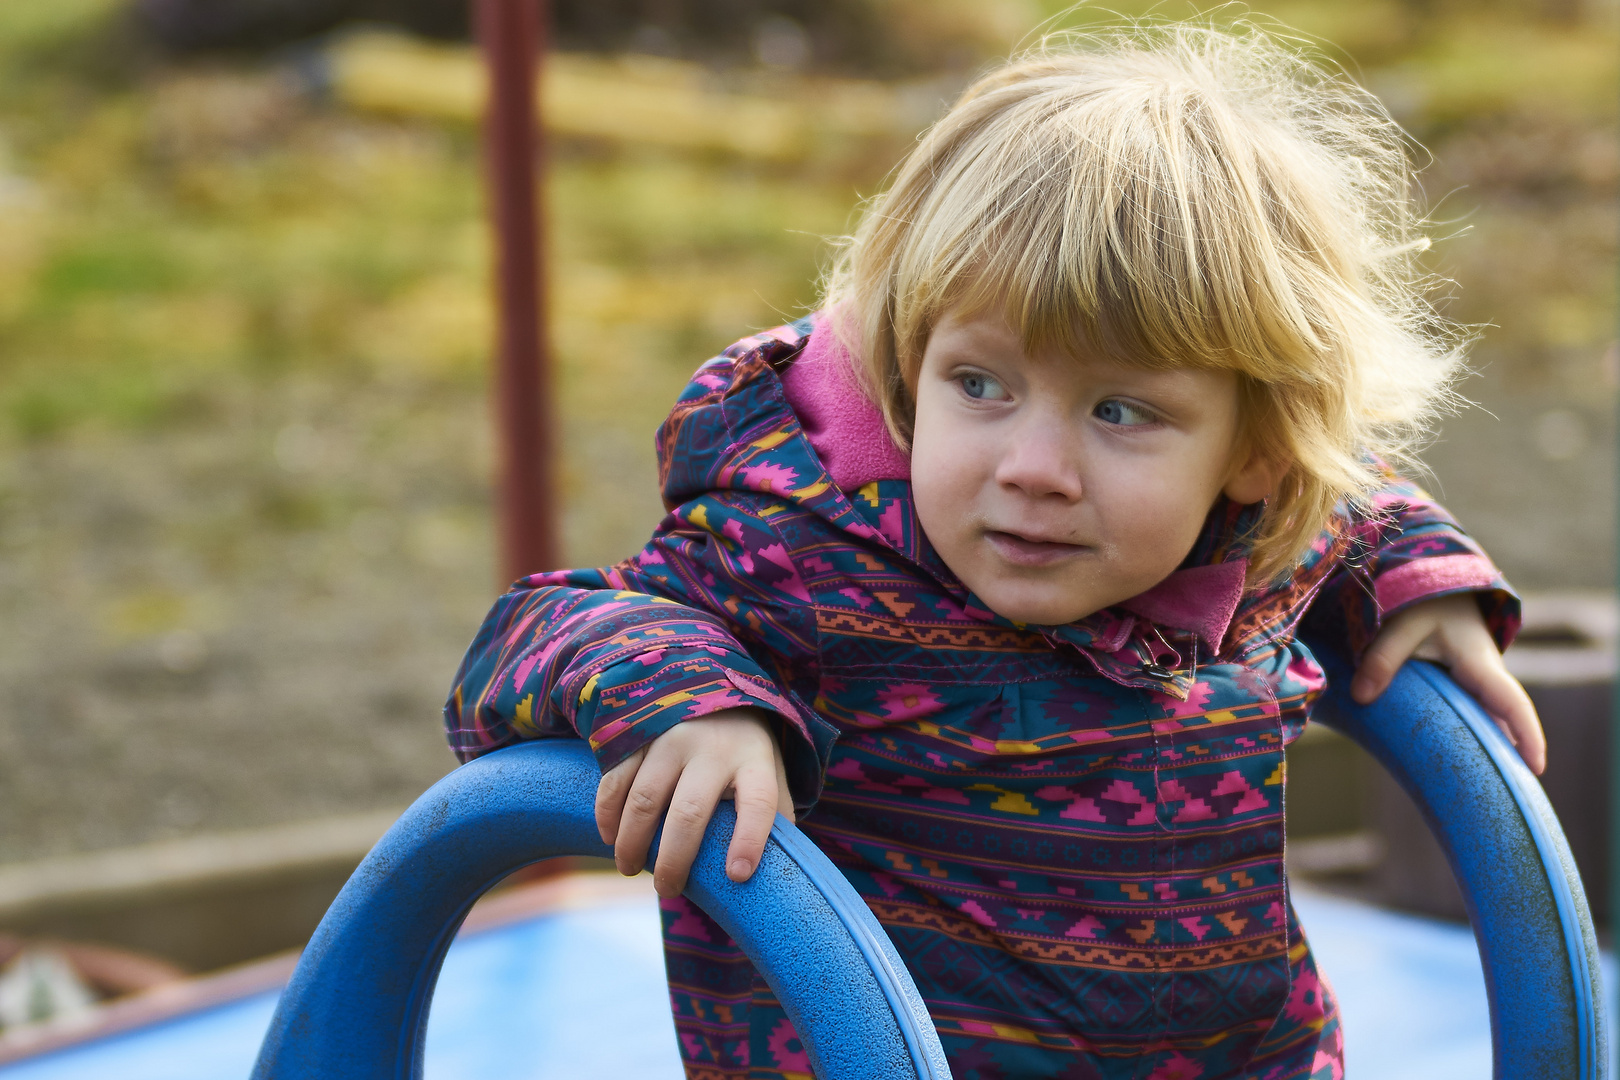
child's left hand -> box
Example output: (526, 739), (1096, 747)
(1350, 593), (1546, 775)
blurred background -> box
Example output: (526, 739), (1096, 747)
(0, 0), (1614, 1059)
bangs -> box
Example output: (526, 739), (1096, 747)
(893, 58), (1356, 386)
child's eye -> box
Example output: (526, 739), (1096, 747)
(1094, 398), (1156, 426)
(958, 372), (1008, 400)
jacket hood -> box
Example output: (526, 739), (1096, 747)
(656, 317), (872, 534)
(654, 316), (1267, 684)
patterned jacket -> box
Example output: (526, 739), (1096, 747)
(445, 317), (1516, 1080)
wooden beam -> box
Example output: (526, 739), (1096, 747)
(475, 0), (555, 583)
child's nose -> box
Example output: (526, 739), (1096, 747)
(993, 419), (1084, 501)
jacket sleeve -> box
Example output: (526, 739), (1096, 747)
(443, 490), (837, 808)
(1306, 466), (1520, 658)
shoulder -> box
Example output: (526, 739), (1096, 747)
(656, 319), (813, 500)
(656, 317), (897, 546)
(1219, 502), (1365, 656)
(670, 318), (814, 411)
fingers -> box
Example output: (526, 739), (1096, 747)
(725, 733), (797, 882)
(1449, 654), (1547, 775)
(774, 748), (796, 824)
(725, 758), (782, 882)
(611, 743), (686, 882)
(649, 762), (732, 897)
(595, 710), (790, 896)
(1352, 613), (1435, 704)
(595, 747), (647, 846)
(1421, 604), (1548, 776)
(1356, 595), (1548, 775)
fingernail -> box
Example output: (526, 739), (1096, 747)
(729, 858), (752, 880)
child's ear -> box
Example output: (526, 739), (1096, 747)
(1222, 447), (1287, 506)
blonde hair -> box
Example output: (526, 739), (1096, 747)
(822, 19), (1464, 584)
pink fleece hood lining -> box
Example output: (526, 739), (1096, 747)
(777, 320), (910, 490)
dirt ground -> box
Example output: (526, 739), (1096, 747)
(0, 8), (1615, 864)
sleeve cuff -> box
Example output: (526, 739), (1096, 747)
(1372, 554), (1521, 651)
(571, 646), (835, 806)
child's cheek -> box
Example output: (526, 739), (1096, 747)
(910, 409), (996, 572)
(1101, 450), (1227, 574)
(910, 432), (976, 539)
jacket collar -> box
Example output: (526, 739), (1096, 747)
(1120, 559), (1248, 651)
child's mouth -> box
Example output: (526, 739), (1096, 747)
(985, 530), (1086, 567)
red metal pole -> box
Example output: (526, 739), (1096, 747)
(475, 0), (556, 583)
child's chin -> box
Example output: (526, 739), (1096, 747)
(977, 589), (1103, 628)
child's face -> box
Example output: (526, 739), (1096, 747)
(910, 308), (1274, 626)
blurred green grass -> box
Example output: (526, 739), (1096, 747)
(0, 1), (1612, 449)
(0, 0), (1612, 858)
(0, 55), (856, 448)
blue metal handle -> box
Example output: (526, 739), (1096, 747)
(251, 738), (950, 1080)
(1314, 651), (1607, 1079)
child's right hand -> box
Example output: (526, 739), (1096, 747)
(594, 709), (795, 898)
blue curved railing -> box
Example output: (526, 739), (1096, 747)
(1313, 651), (1606, 1079)
(250, 737), (949, 1080)
(254, 656), (1605, 1079)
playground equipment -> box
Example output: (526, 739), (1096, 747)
(252, 652), (1606, 1080)
(1312, 650), (1606, 1079)
(250, 737), (950, 1080)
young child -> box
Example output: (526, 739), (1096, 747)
(446, 23), (1543, 1080)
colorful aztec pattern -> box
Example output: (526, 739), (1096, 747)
(445, 319), (1516, 1080)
